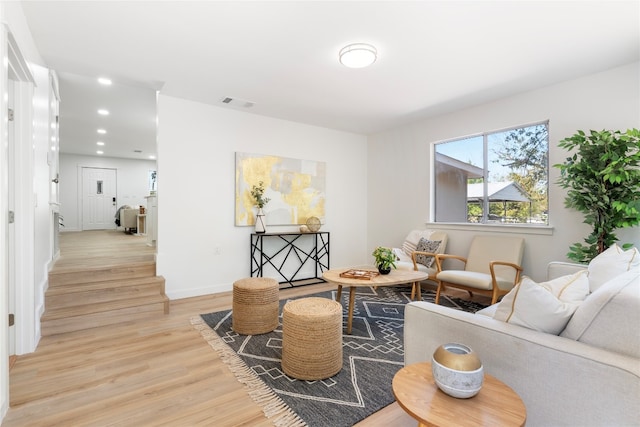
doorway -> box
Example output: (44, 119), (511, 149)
(82, 167), (117, 230)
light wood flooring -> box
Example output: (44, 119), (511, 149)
(4, 230), (488, 426)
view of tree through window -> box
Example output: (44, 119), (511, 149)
(434, 122), (548, 225)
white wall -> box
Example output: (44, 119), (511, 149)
(59, 154), (157, 231)
(368, 62), (640, 281)
(157, 96), (368, 299)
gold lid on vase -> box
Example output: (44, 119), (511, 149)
(433, 343), (482, 371)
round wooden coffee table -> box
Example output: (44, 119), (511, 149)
(392, 362), (526, 427)
(322, 268), (428, 334)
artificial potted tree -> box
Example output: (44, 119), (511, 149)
(555, 128), (640, 263)
(372, 246), (397, 274)
(251, 180), (270, 233)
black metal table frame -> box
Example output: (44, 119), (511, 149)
(250, 232), (330, 286)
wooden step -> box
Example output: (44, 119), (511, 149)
(45, 276), (166, 310)
(40, 296), (170, 336)
(48, 261), (156, 287)
(43, 294), (170, 321)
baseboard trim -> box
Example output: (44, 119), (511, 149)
(167, 282), (232, 300)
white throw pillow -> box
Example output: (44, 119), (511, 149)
(493, 271), (589, 335)
(588, 244), (640, 292)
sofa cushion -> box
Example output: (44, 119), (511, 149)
(560, 268), (640, 358)
(401, 229), (434, 257)
(588, 244), (640, 292)
(414, 238), (441, 268)
(493, 271), (589, 334)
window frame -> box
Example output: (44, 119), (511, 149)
(431, 120), (550, 228)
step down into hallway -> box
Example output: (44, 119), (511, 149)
(42, 260), (169, 336)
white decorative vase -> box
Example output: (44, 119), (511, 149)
(431, 343), (484, 399)
(255, 208), (266, 234)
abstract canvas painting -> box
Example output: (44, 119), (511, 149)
(235, 152), (326, 226)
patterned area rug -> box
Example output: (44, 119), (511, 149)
(191, 285), (487, 427)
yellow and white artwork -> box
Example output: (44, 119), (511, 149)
(235, 152), (326, 226)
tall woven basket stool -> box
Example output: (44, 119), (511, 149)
(281, 297), (343, 380)
(232, 277), (279, 335)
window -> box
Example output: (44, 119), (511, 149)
(434, 122), (548, 225)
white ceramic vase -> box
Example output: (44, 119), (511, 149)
(255, 208), (266, 233)
(431, 343), (484, 399)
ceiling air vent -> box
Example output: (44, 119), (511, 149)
(220, 96), (255, 109)
(133, 150), (143, 153)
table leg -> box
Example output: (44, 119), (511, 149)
(347, 286), (356, 335)
(336, 285), (342, 303)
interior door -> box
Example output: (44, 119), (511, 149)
(82, 167), (117, 230)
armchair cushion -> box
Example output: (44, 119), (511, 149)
(493, 271), (589, 334)
(436, 270), (516, 291)
(464, 236), (524, 280)
(437, 271), (493, 290)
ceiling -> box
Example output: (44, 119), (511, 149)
(20, 1), (640, 160)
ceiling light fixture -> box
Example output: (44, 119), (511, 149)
(149, 155), (156, 160)
(98, 77), (112, 85)
(97, 109), (109, 116)
(97, 129), (107, 134)
(339, 43), (377, 68)
(97, 141), (105, 146)
(96, 150), (104, 155)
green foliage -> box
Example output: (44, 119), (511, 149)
(491, 123), (549, 224)
(554, 129), (640, 263)
(499, 124), (549, 185)
(372, 246), (397, 270)
(250, 181), (270, 208)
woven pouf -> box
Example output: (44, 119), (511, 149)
(281, 297), (343, 380)
(232, 277), (279, 335)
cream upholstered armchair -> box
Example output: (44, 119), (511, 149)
(393, 230), (448, 300)
(121, 208), (139, 233)
(434, 235), (524, 305)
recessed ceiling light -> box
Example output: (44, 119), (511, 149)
(97, 141), (105, 146)
(339, 43), (377, 68)
(97, 109), (109, 116)
(149, 155), (156, 160)
(96, 150), (104, 155)
(97, 129), (107, 134)
(98, 77), (112, 85)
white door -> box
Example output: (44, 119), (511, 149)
(82, 168), (117, 230)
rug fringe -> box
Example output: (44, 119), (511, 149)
(190, 316), (308, 427)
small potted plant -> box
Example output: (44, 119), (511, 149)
(250, 181), (270, 233)
(372, 246), (397, 275)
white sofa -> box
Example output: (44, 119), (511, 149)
(404, 260), (640, 426)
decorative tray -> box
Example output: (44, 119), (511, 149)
(339, 269), (380, 280)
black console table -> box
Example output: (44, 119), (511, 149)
(250, 232), (330, 286)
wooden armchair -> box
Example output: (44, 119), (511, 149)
(434, 235), (524, 304)
(393, 230), (448, 300)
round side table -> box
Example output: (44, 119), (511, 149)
(392, 362), (526, 427)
